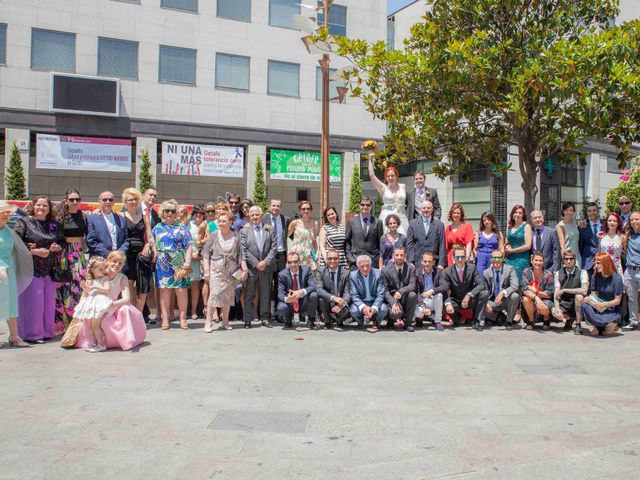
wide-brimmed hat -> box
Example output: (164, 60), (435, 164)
(0, 200), (18, 213)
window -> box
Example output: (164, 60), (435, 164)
(215, 53), (250, 91)
(161, 0), (197, 12)
(387, 19), (395, 50)
(268, 60), (299, 97)
(31, 28), (75, 72)
(217, 0), (251, 22)
(297, 189), (309, 202)
(0, 24), (6, 65)
(315, 67), (345, 102)
(453, 166), (490, 223)
(98, 37), (138, 79)
(316, 3), (347, 36)
(607, 155), (623, 174)
(159, 45), (196, 85)
(269, 0), (299, 29)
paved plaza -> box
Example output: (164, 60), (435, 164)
(1, 322), (640, 480)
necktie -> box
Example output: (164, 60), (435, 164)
(331, 271), (337, 293)
(494, 270), (500, 299)
(592, 222), (598, 238)
(363, 217), (369, 235)
(457, 267), (464, 284)
(255, 226), (263, 256)
(535, 228), (542, 251)
(292, 273), (299, 312)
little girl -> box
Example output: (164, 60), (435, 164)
(74, 257), (113, 353)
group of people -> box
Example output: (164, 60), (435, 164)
(0, 157), (638, 348)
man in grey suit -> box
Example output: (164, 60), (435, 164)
(406, 200), (447, 269)
(530, 210), (560, 272)
(315, 249), (351, 328)
(263, 198), (289, 321)
(406, 170), (442, 220)
(381, 246), (417, 332)
(482, 249), (520, 331)
(345, 196), (384, 267)
(239, 206), (277, 328)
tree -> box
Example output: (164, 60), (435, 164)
(138, 148), (154, 194)
(330, 0), (640, 213)
(348, 164), (363, 213)
(5, 141), (27, 200)
(254, 156), (268, 211)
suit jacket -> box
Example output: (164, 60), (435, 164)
(440, 263), (485, 302)
(415, 265), (447, 296)
(87, 213), (129, 258)
(262, 213), (289, 254)
(315, 266), (351, 304)
(406, 187), (442, 220)
(578, 219), (603, 271)
(531, 225), (560, 272)
(345, 214), (384, 266)
(381, 262), (416, 305)
(239, 222), (277, 270)
(482, 264), (519, 299)
(349, 267), (385, 311)
(277, 266), (316, 303)
(406, 216), (447, 268)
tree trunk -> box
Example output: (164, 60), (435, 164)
(518, 145), (538, 214)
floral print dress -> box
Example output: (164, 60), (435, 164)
(153, 222), (192, 288)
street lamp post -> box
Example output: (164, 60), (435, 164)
(295, 0), (347, 215)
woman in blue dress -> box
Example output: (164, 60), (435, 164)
(505, 205), (533, 280)
(152, 200), (192, 331)
(0, 200), (33, 348)
(581, 252), (623, 337)
(474, 212), (504, 274)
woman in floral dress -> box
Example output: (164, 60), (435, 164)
(598, 212), (623, 276)
(288, 201), (319, 271)
(152, 199), (192, 330)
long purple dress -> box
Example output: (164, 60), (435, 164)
(475, 232), (499, 274)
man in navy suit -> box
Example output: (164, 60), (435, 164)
(277, 252), (318, 329)
(530, 210), (560, 272)
(87, 191), (129, 258)
(348, 255), (388, 330)
(578, 202), (602, 279)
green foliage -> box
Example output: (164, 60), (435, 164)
(5, 142), (27, 200)
(606, 159), (640, 213)
(138, 148), (153, 194)
(348, 164), (363, 213)
(374, 195), (383, 216)
(332, 0), (640, 212)
(254, 156), (268, 212)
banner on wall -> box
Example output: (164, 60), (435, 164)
(36, 134), (132, 172)
(270, 149), (342, 183)
(161, 142), (244, 177)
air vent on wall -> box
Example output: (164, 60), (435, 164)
(50, 72), (120, 117)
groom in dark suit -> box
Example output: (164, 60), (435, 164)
(406, 200), (446, 269)
(578, 202), (603, 278)
(345, 196), (383, 268)
(406, 170), (442, 220)
(381, 246), (417, 331)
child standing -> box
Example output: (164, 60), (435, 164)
(74, 257), (113, 353)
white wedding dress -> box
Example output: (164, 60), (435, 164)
(379, 184), (408, 235)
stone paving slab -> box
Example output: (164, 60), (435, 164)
(1, 323), (639, 479)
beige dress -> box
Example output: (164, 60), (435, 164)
(202, 232), (240, 308)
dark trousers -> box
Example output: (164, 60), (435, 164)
(388, 291), (418, 327)
(277, 292), (318, 325)
(318, 297), (349, 326)
(447, 291), (489, 325)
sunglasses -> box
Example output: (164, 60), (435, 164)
(229, 201), (239, 205)
(454, 255), (466, 260)
(68, 198), (81, 203)
(101, 198), (115, 203)
(620, 201), (631, 205)
(164, 209), (176, 214)
(287, 260), (299, 264)
(300, 207), (311, 211)
(360, 203), (372, 207)
(491, 256), (503, 260)
(564, 257), (576, 261)
(206, 210), (215, 213)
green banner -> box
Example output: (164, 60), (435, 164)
(270, 149), (342, 183)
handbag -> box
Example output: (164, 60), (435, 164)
(60, 317), (83, 348)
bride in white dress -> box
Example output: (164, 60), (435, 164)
(367, 153), (408, 235)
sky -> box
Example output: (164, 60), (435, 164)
(388, 0), (416, 14)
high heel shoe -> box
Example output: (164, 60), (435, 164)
(8, 336), (31, 348)
(204, 323), (213, 333)
(161, 323), (170, 330)
(180, 320), (189, 330)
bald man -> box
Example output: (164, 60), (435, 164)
(87, 191), (129, 258)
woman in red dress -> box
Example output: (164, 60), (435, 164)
(445, 203), (475, 266)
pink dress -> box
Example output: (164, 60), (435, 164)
(76, 272), (146, 350)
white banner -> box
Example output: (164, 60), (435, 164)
(36, 134), (132, 172)
(161, 142), (244, 177)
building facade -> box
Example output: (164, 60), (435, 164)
(385, 0), (639, 226)
(0, 0), (386, 215)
